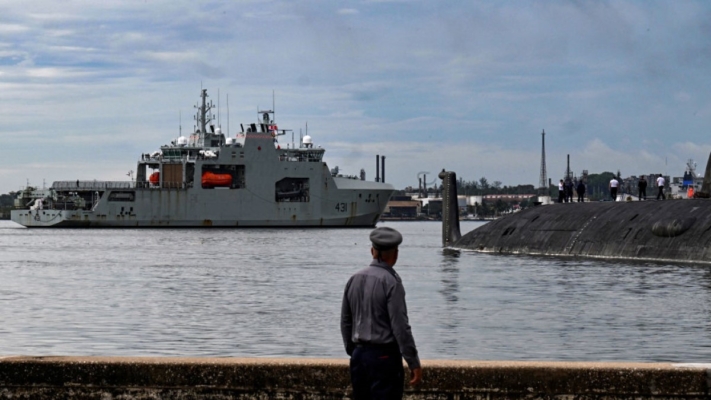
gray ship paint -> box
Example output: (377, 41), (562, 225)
(11, 90), (393, 228)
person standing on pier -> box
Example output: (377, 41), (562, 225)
(656, 174), (666, 200)
(564, 178), (574, 203)
(638, 176), (647, 201)
(558, 179), (565, 203)
(637, 175), (647, 201)
(341, 227), (422, 399)
(576, 180), (586, 202)
(609, 177), (619, 201)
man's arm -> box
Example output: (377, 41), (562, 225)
(387, 281), (421, 371)
(340, 279), (355, 356)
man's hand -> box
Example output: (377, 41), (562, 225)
(409, 367), (422, 385)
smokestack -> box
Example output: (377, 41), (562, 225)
(567, 154), (570, 179)
(424, 174), (427, 196)
(419, 177), (422, 198)
(376, 155), (380, 182)
(360, 169), (365, 181)
(381, 156), (385, 183)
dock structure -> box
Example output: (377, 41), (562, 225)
(0, 356), (708, 399)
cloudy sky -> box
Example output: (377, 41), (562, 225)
(1, 0), (710, 194)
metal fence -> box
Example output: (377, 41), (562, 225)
(52, 181), (189, 190)
(52, 181), (136, 190)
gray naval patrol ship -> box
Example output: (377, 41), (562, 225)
(11, 89), (393, 228)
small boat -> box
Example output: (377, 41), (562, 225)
(201, 171), (232, 188)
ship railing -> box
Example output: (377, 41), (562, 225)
(52, 181), (136, 190)
(155, 181), (187, 189)
(134, 181), (190, 190)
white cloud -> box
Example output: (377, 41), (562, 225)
(338, 8), (359, 15)
(0, 0), (710, 194)
(139, 51), (199, 63)
(0, 23), (30, 34)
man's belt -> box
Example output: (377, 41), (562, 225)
(355, 341), (399, 350)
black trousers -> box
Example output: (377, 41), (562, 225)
(639, 188), (646, 200)
(610, 187), (618, 201)
(657, 186), (665, 200)
(350, 344), (404, 400)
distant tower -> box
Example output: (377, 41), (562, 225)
(566, 154), (571, 180)
(539, 130), (547, 193)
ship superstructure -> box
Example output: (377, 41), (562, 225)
(11, 89), (393, 227)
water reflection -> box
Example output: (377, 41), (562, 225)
(439, 249), (460, 303)
(431, 249), (462, 355)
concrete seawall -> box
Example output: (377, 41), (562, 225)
(454, 200), (711, 263)
(0, 356), (708, 399)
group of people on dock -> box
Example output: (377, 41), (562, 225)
(611, 174), (666, 201)
(557, 178), (586, 203)
(558, 174), (674, 203)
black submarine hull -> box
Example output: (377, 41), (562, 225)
(453, 200), (711, 264)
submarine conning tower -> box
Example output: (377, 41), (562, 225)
(439, 169), (461, 247)
(700, 151), (711, 196)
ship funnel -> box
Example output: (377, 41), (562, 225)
(440, 169), (461, 247)
(376, 155), (380, 182)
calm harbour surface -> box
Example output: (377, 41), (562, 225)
(1, 219), (710, 362)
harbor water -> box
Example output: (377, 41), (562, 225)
(1, 220), (710, 362)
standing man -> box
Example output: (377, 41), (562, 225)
(341, 227), (422, 399)
(558, 179), (565, 203)
(656, 174), (666, 200)
(638, 176), (647, 201)
(576, 180), (586, 202)
(564, 178), (574, 203)
(609, 177), (619, 201)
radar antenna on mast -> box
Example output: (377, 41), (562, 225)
(193, 89), (215, 146)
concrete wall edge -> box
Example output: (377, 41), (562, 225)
(0, 357), (708, 399)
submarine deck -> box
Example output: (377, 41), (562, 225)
(454, 200), (711, 264)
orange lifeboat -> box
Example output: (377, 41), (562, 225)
(202, 171), (232, 188)
(149, 172), (160, 185)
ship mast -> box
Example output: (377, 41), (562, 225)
(194, 89), (215, 146)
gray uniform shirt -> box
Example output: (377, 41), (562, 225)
(340, 259), (421, 370)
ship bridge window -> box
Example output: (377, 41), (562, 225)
(275, 178), (310, 202)
(162, 149), (185, 161)
(277, 149), (325, 163)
